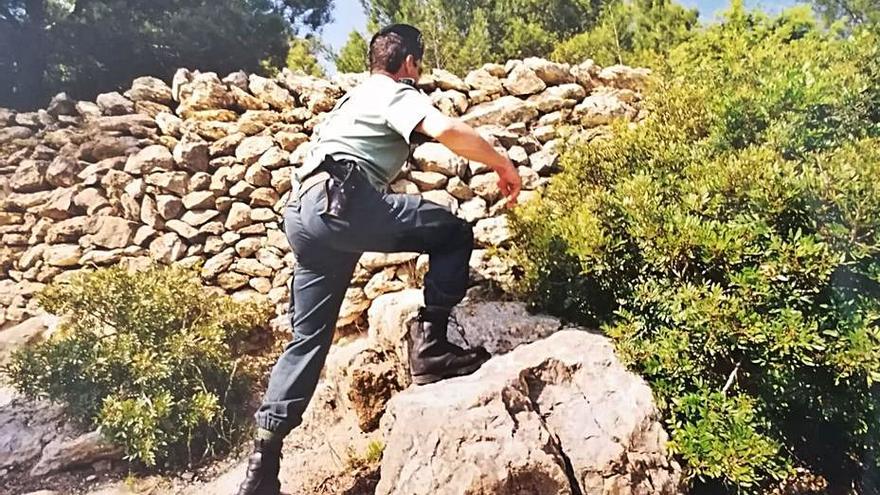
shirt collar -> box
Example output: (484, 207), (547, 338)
(371, 73), (399, 85)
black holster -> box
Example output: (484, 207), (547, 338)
(321, 158), (358, 218)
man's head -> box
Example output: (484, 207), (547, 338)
(369, 24), (424, 81)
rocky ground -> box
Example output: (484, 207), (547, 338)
(2, 291), (682, 495)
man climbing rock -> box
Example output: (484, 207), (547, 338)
(236, 23), (521, 495)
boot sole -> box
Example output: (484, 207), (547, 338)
(411, 357), (488, 385)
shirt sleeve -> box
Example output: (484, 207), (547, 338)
(385, 85), (436, 144)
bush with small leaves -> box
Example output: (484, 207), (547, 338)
(3, 265), (272, 468)
(512, 4), (880, 493)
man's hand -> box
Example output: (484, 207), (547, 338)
(416, 108), (523, 207)
(496, 160), (521, 207)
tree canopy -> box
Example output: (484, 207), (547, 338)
(359, 0), (604, 74)
(0, 0), (333, 110)
(811, 0), (880, 28)
(552, 0), (699, 67)
(287, 36), (326, 77)
(356, 0), (701, 74)
(335, 29), (369, 73)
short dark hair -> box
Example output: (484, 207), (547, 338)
(369, 24), (424, 73)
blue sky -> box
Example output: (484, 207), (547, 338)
(318, 0), (805, 69)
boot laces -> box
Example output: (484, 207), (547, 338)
(448, 313), (471, 347)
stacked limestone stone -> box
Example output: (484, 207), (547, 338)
(0, 58), (649, 330)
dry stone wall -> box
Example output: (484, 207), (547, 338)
(0, 58), (649, 331)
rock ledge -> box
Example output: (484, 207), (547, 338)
(377, 329), (681, 495)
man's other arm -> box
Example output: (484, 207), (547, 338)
(415, 109), (521, 206)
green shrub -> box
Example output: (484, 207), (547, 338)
(512, 4), (880, 492)
(2, 265), (272, 468)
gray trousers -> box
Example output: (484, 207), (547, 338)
(254, 165), (474, 436)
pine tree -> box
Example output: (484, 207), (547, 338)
(451, 9), (492, 73)
(287, 37), (326, 77)
(336, 30), (369, 73)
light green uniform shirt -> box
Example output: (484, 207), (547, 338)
(297, 73), (436, 190)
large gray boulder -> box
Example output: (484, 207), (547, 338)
(377, 330), (682, 495)
(0, 314), (60, 366)
(412, 142), (467, 177)
(30, 430), (122, 477)
(366, 290), (565, 380)
(176, 72), (233, 115)
(527, 83), (587, 113)
(461, 96), (539, 128)
(524, 57), (576, 85)
(129, 76), (173, 105)
(574, 88), (639, 128)
(598, 65), (651, 91)
(0, 394), (72, 473)
(278, 70), (342, 113)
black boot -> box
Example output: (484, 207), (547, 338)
(406, 306), (491, 385)
(236, 438), (282, 495)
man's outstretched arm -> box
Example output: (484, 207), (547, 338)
(415, 109), (521, 206)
